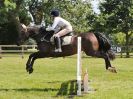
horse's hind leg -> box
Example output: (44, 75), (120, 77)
(85, 50), (117, 73)
(101, 52), (117, 73)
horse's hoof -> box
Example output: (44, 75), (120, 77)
(29, 68), (33, 74)
(26, 68), (28, 72)
(26, 67), (29, 72)
(26, 64), (31, 72)
(108, 67), (117, 73)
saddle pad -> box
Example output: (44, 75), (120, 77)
(62, 36), (72, 45)
(50, 36), (72, 46)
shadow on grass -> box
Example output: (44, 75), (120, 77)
(0, 88), (59, 92)
(0, 80), (78, 98)
(56, 80), (78, 98)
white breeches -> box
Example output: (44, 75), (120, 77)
(53, 26), (72, 37)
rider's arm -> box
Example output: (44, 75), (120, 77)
(46, 17), (59, 31)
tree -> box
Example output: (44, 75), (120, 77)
(42, 0), (93, 32)
(97, 0), (133, 57)
(23, 0), (93, 32)
(0, 0), (18, 44)
(0, 0), (94, 44)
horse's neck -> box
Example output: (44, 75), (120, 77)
(27, 27), (39, 37)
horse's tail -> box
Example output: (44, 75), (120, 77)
(94, 32), (115, 60)
(94, 32), (111, 52)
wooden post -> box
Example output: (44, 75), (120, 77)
(0, 46), (2, 59)
(83, 69), (89, 93)
(21, 45), (24, 59)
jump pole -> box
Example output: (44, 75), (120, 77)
(77, 37), (82, 96)
(77, 37), (91, 95)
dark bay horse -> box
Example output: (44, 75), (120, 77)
(18, 24), (116, 74)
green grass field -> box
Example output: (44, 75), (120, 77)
(0, 55), (133, 99)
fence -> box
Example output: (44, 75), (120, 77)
(0, 45), (37, 58)
(0, 45), (133, 58)
(111, 46), (133, 58)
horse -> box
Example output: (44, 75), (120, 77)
(17, 24), (117, 74)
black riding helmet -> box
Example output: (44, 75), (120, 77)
(51, 10), (60, 17)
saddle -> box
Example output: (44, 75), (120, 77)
(39, 27), (73, 46)
(50, 32), (73, 46)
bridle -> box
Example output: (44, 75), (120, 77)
(20, 24), (54, 43)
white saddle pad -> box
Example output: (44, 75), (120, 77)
(50, 36), (72, 46)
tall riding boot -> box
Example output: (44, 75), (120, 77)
(54, 37), (62, 52)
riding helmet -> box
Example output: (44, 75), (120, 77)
(51, 10), (60, 17)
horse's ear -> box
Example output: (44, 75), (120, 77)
(21, 24), (27, 29)
(21, 23), (27, 32)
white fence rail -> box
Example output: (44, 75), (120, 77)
(0, 45), (37, 58)
(0, 45), (133, 58)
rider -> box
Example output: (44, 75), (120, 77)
(46, 10), (73, 52)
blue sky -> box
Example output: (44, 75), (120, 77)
(91, 0), (100, 14)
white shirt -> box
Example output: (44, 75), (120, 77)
(47, 17), (72, 32)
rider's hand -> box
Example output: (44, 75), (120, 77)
(46, 25), (53, 31)
(46, 27), (50, 31)
(46, 27), (51, 31)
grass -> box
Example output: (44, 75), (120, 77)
(0, 55), (133, 99)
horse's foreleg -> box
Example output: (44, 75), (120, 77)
(26, 53), (36, 73)
(27, 56), (36, 74)
(26, 51), (46, 74)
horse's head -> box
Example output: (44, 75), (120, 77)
(16, 24), (29, 45)
(17, 23), (55, 45)
(17, 23), (50, 45)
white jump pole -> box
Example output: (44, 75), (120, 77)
(77, 37), (82, 96)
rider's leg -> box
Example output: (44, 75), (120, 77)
(56, 26), (72, 37)
(53, 27), (72, 52)
(54, 36), (62, 52)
